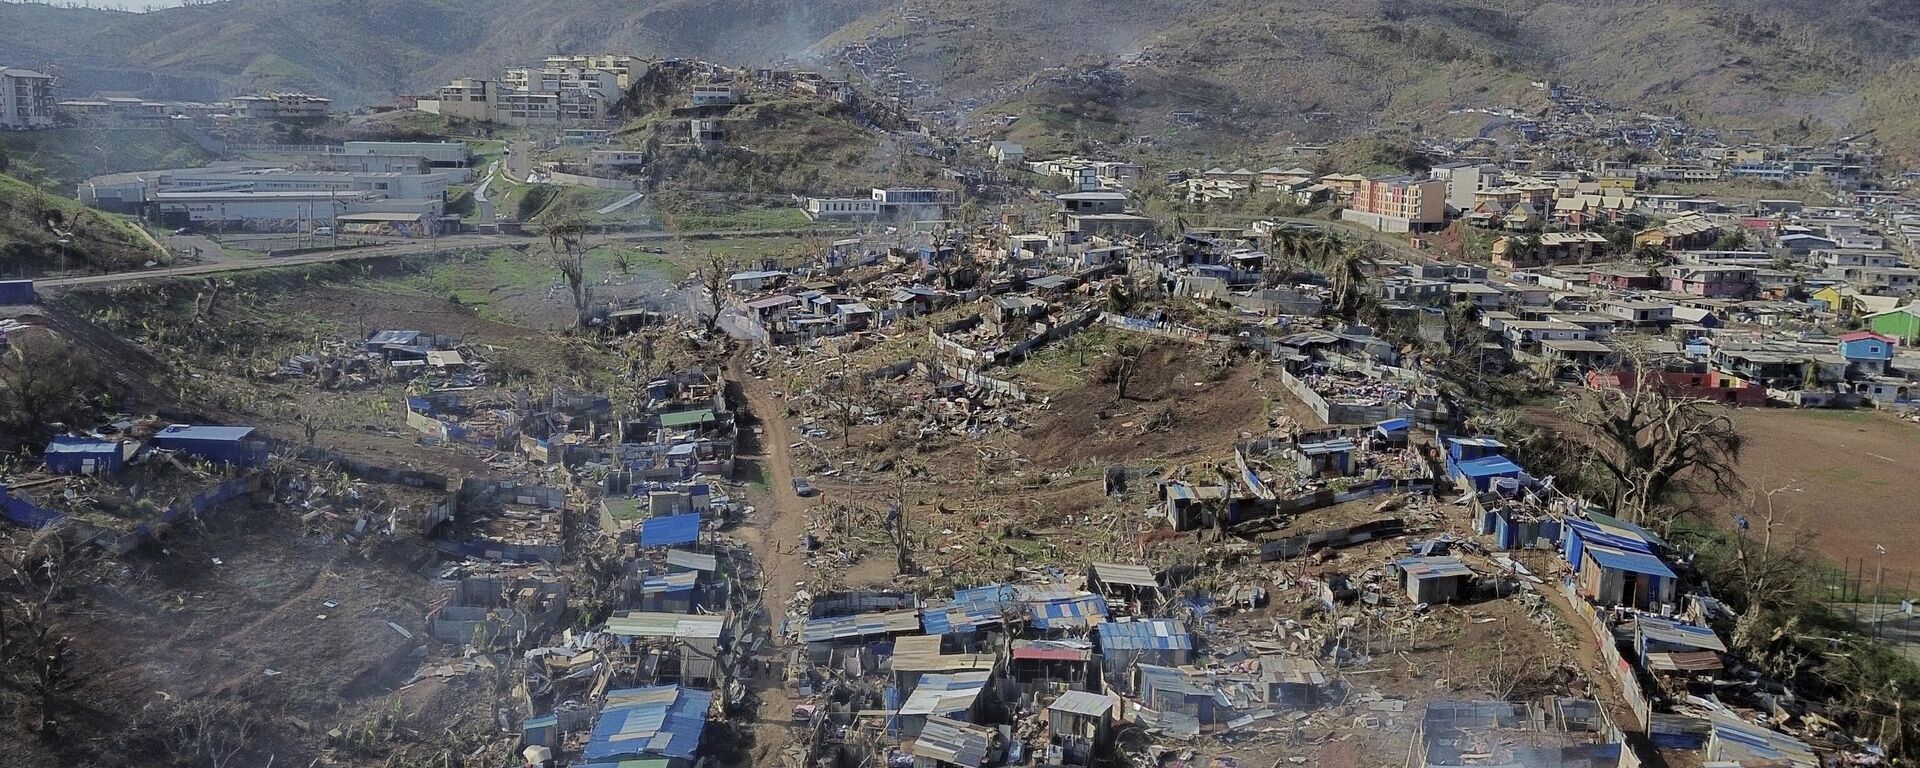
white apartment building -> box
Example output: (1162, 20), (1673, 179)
(0, 66), (56, 129)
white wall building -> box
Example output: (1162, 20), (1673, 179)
(0, 66), (56, 129)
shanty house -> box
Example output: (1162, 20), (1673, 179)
(1096, 619), (1192, 694)
(1393, 556), (1475, 604)
(1259, 655), (1330, 709)
(44, 436), (132, 475)
(909, 714), (998, 768)
(151, 424), (269, 467)
(897, 670), (992, 737)
(1634, 614), (1726, 679)
(1085, 562), (1162, 615)
(1293, 437), (1356, 477)
(1578, 545), (1677, 610)
(1010, 640), (1096, 690)
(1045, 690), (1114, 766)
(1136, 663), (1220, 724)
(582, 685), (713, 767)
(603, 611), (729, 684)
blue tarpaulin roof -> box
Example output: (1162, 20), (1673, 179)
(921, 584), (1016, 635)
(1022, 588), (1109, 630)
(1584, 544), (1677, 579)
(1454, 456), (1523, 478)
(1564, 518), (1656, 553)
(640, 513), (701, 548)
(1096, 619), (1193, 651)
(584, 686), (712, 761)
(1375, 418), (1411, 433)
(155, 425), (255, 442)
(46, 437), (119, 456)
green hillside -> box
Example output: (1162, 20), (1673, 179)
(0, 172), (165, 275)
(0, 128), (215, 193)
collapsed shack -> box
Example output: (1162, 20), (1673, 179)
(1417, 698), (1622, 768)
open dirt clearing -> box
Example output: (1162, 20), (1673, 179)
(1717, 408), (1920, 573)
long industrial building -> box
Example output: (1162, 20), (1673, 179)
(78, 160), (461, 237)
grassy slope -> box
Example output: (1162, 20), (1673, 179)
(0, 173), (164, 274)
(0, 128), (216, 193)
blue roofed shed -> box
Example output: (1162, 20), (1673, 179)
(1577, 544), (1678, 610)
(639, 513), (701, 548)
(44, 436), (129, 475)
(1020, 587), (1109, 631)
(1375, 418), (1412, 445)
(1451, 455), (1523, 493)
(151, 424), (268, 467)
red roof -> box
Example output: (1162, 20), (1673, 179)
(1012, 646), (1090, 662)
(1839, 331), (1895, 343)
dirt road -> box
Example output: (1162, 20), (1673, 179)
(34, 227), (852, 291)
(728, 352), (819, 768)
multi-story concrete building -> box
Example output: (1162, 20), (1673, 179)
(0, 66), (56, 129)
(1429, 163), (1499, 212)
(229, 92), (332, 120)
(1344, 176), (1446, 233)
(426, 60), (624, 126)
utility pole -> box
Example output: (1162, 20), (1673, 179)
(1876, 544), (1887, 639)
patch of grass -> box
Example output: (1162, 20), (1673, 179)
(0, 172), (164, 273)
(662, 205), (816, 232)
(0, 128), (215, 191)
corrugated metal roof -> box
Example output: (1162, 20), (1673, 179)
(1394, 556), (1475, 580)
(156, 424), (255, 442)
(891, 635), (998, 673)
(920, 584), (1015, 635)
(1011, 640), (1092, 662)
(639, 571), (698, 595)
(1648, 651), (1724, 672)
(584, 686), (713, 761)
(802, 608), (922, 643)
(1096, 619), (1192, 651)
(665, 549), (717, 572)
(1636, 615), (1727, 652)
(604, 611), (725, 640)
(898, 670), (991, 716)
(1258, 655), (1327, 686)
(639, 513), (701, 548)
(1047, 690), (1115, 718)
(1018, 586), (1109, 630)
(911, 715), (993, 768)
(1583, 544), (1677, 579)
(1708, 714), (1817, 768)
(1090, 562), (1158, 589)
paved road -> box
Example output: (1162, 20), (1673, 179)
(35, 227), (851, 291)
(473, 161), (500, 227)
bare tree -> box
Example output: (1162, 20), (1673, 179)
(1559, 352), (1743, 530)
(0, 522), (86, 735)
(541, 212), (593, 328)
(699, 251), (731, 334)
(1100, 339), (1143, 400)
(0, 333), (99, 438)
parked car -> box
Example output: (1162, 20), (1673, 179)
(313, 226), (334, 236)
(791, 477), (815, 497)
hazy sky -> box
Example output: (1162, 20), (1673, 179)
(59, 0), (184, 9)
